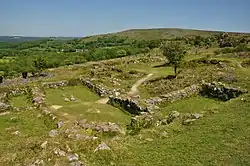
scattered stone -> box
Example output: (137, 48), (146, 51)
(64, 98), (70, 102)
(30, 159), (45, 166)
(182, 119), (196, 125)
(115, 92), (120, 97)
(10, 117), (17, 120)
(0, 102), (10, 112)
(37, 114), (42, 118)
(57, 121), (64, 128)
(66, 144), (72, 152)
(41, 141), (48, 149)
(145, 138), (153, 142)
(241, 98), (247, 102)
(0, 111), (10, 116)
(11, 131), (21, 135)
(191, 113), (203, 119)
(70, 95), (76, 102)
(49, 130), (58, 137)
(67, 153), (79, 161)
(94, 142), (111, 152)
(70, 161), (85, 166)
(160, 131), (168, 138)
(54, 148), (66, 157)
(167, 111), (180, 123)
(93, 136), (98, 140)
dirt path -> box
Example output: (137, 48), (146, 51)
(128, 73), (153, 96)
(96, 73), (153, 104)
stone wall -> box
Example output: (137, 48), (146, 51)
(42, 80), (69, 89)
(81, 79), (113, 97)
(145, 84), (202, 105)
(29, 86), (57, 120)
(0, 93), (11, 112)
(108, 96), (148, 115)
(201, 82), (248, 101)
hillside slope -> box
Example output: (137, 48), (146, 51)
(82, 28), (250, 41)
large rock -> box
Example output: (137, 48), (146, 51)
(94, 143), (111, 152)
(49, 130), (58, 137)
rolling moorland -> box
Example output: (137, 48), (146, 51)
(0, 28), (250, 166)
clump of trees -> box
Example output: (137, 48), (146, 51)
(162, 41), (187, 76)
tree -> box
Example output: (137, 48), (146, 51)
(162, 41), (187, 76)
(34, 56), (47, 74)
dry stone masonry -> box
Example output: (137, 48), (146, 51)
(145, 84), (201, 105)
(201, 82), (248, 101)
(108, 96), (148, 115)
(42, 80), (69, 88)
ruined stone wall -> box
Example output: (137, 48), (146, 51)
(29, 86), (57, 120)
(108, 96), (148, 115)
(81, 79), (113, 97)
(145, 84), (202, 105)
(201, 82), (248, 101)
(42, 80), (69, 89)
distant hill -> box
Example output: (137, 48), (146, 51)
(81, 28), (250, 41)
(0, 36), (77, 43)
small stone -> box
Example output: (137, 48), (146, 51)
(11, 131), (20, 135)
(54, 148), (66, 156)
(64, 98), (70, 102)
(94, 142), (111, 152)
(115, 92), (120, 97)
(145, 138), (153, 142)
(41, 141), (48, 149)
(57, 121), (63, 128)
(183, 119), (196, 125)
(66, 144), (72, 152)
(70, 97), (76, 102)
(70, 161), (85, 166)
(37, 114), (42, 118)
(30, 159), (44, 166)
(49, 130), (58, 137)
(0, 112), (10, 116)
(160, 131), (168, 138)
(92, 136), (98, 140)
(191, 113), (203, 119)
(67, 153), (79, 161)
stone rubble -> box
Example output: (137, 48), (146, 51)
(94, 142), (111, 152)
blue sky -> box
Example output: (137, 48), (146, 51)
(0, 0), (249, 37)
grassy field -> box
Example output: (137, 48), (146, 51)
(0, 37), (250, 165)
(45, 86), (130, 125)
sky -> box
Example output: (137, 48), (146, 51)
(0, 0), (249, 37)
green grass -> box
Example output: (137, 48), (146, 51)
(10, 95), (30, 108)
(45, 86), (130, 125)
(46, 86), (100, 105)
(159, 96), (222, 115)
(0, 110), (56, 165)
(91, 95), (250, 166)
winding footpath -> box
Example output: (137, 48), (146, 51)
(97, 73), (154, 104)
(128, 73), (154, 96)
